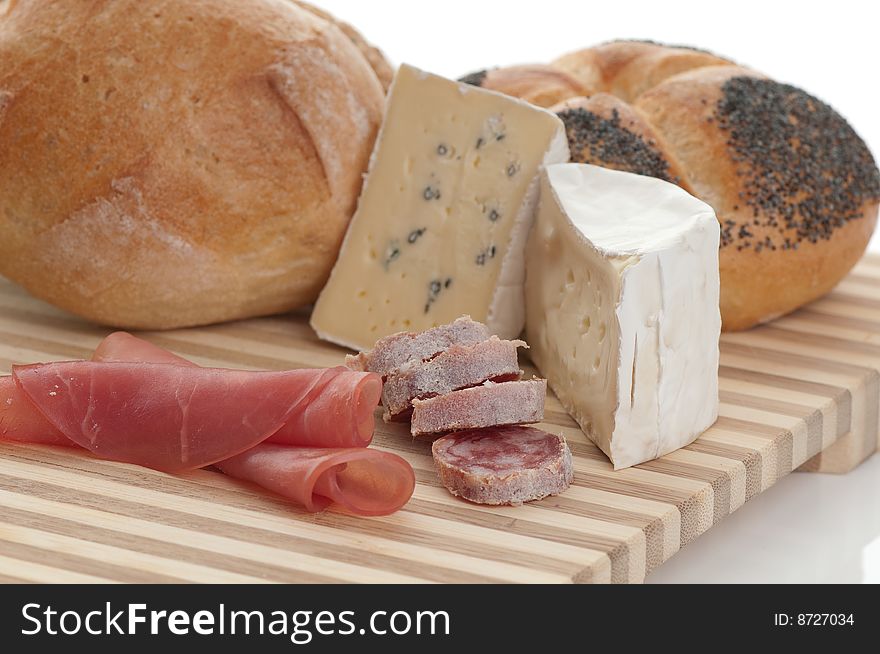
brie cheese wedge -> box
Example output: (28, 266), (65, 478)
(525, 163), (721, 469)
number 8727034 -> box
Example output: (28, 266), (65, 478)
(798, 614), (855, 626)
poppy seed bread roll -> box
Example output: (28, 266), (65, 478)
(458, 65), (588, 109)
(461, 40), (880, 330)
(0, 0), (387, 329)
(635, 65), (879, 329)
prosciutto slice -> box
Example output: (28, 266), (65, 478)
(91, 334), (413, 513)
(13, 362), (360, 472)
(91, 331), (193, 366)
(2, 332), (413, 516)
(0, 376), (70, 447)
(91, 333), (377, 449)
(216, 444), (415, 516)
(4, 339), (380, 462)
(2, 364), (379, 455)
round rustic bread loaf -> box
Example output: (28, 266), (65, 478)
(292, 0), (394, 91)
(462, 40), (880, 330)
(0, 0), (387, 329)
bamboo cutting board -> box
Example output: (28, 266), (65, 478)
(0, 256), (878, 584)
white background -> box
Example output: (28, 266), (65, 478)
(319, 0), (880, 582)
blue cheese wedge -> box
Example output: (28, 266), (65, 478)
(311, 64), (569, 350)
(525, 164), (721, 469)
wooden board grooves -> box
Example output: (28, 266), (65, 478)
(0, 255), (879, 583)
(0, 447), (593, 584)
(684, 440), (763, 501)
(0, 477), (360, 584)
(0, 513), (237, 585)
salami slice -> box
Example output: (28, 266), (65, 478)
(345, 316), (489, 377)
(381, 337), (524, 422)
(432, 426), (573, 506)
(410, 379), (546, 436)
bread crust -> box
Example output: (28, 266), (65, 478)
(291, 0), (393, 90)
(0, 0), (384, 329)
(552, 94), (694, 194)
(636, 65), (880, 329)
(554, 40), (732, 103)
(461, 65), (588, 108)
(471, 41), (880, 330)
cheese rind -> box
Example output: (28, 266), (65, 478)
(525, 163), (720, 469)
(311, 64), (569, 350)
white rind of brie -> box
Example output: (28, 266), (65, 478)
(525, 163), (721, 469)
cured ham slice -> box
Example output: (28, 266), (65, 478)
(265, 371), (380, 449)
(89, 333), (414, 515)
(216, 444), (415, 516)
(91, 333), (380, 449)
(13, 362), (362, 472)
(1, 332), (191, 448)
(3, 332), (414, 516)
(91, 331), (193, 366)
(0, 375), (71, 447)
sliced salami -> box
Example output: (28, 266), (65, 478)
(410, 379), (546, 436)
(381, 336), (524, 421)
(432, 426), (573, 505)
(345, 315), (489, 377)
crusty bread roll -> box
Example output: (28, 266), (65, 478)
(461, 40), (880, 330)
(458, 65), (588, 108)
(552, 94), (694, 195)
(635, 65), (879, 329)
(554, 40), (732, 103)
(292, 0), (393, 90)
(0, 0), (386, 329)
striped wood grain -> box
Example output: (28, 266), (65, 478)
(0, 255), (878, 584)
